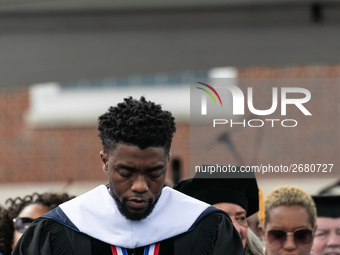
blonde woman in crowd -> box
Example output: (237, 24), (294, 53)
(259, 186), (317, 255)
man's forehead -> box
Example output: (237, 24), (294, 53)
(108, 143), (168, 157)
(317, 217), (340, 228)
(317, 217), (340, 221)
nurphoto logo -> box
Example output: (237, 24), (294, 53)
(196, 82), (312, 128)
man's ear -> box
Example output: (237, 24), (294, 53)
(100, 151), (109, 176)
(168, 153), (172, 163)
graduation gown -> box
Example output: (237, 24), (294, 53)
(13, 185), (244, 255)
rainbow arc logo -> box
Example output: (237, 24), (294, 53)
(196, 82), (223, 106)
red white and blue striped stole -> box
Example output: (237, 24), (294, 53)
(111, 243), (160, 255)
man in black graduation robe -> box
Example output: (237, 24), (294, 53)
(13, 97), (244, 255)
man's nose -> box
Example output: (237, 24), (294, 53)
(131, 175), (148, 193)
(326, 231), (340, 247)
(231, 217), (242, 236)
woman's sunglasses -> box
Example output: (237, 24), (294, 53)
(13, 217), (35, 233)
(266, 229), (314, 246)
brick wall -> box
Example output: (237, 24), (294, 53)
(0, 64), (339, 184)
(236, 65), (339, 177)
(0, 87), (103, 183)
(191, 65), (340, 178)
(0, 87), (191, 184)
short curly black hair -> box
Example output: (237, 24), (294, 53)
(98, 96), (176, 153)
(0, 192), (74, 255)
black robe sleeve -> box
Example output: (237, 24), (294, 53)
(174, 211), (244, 255)
(210, 212), (244, 255)
(12, 218), (92, 255)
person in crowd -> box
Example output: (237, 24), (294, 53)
(13, 97), (244, 255)
(0, 192), (74, 255)
(173, 171), (264, 255)
(248, 212), (261, 238)
(259, 186), (316, 255)
(312, 195), (340, 255)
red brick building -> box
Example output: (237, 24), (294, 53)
(1, 64), (339, 205)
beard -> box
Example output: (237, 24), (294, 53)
(320, 248), (340, 255)
(108, 181), (160, 221)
